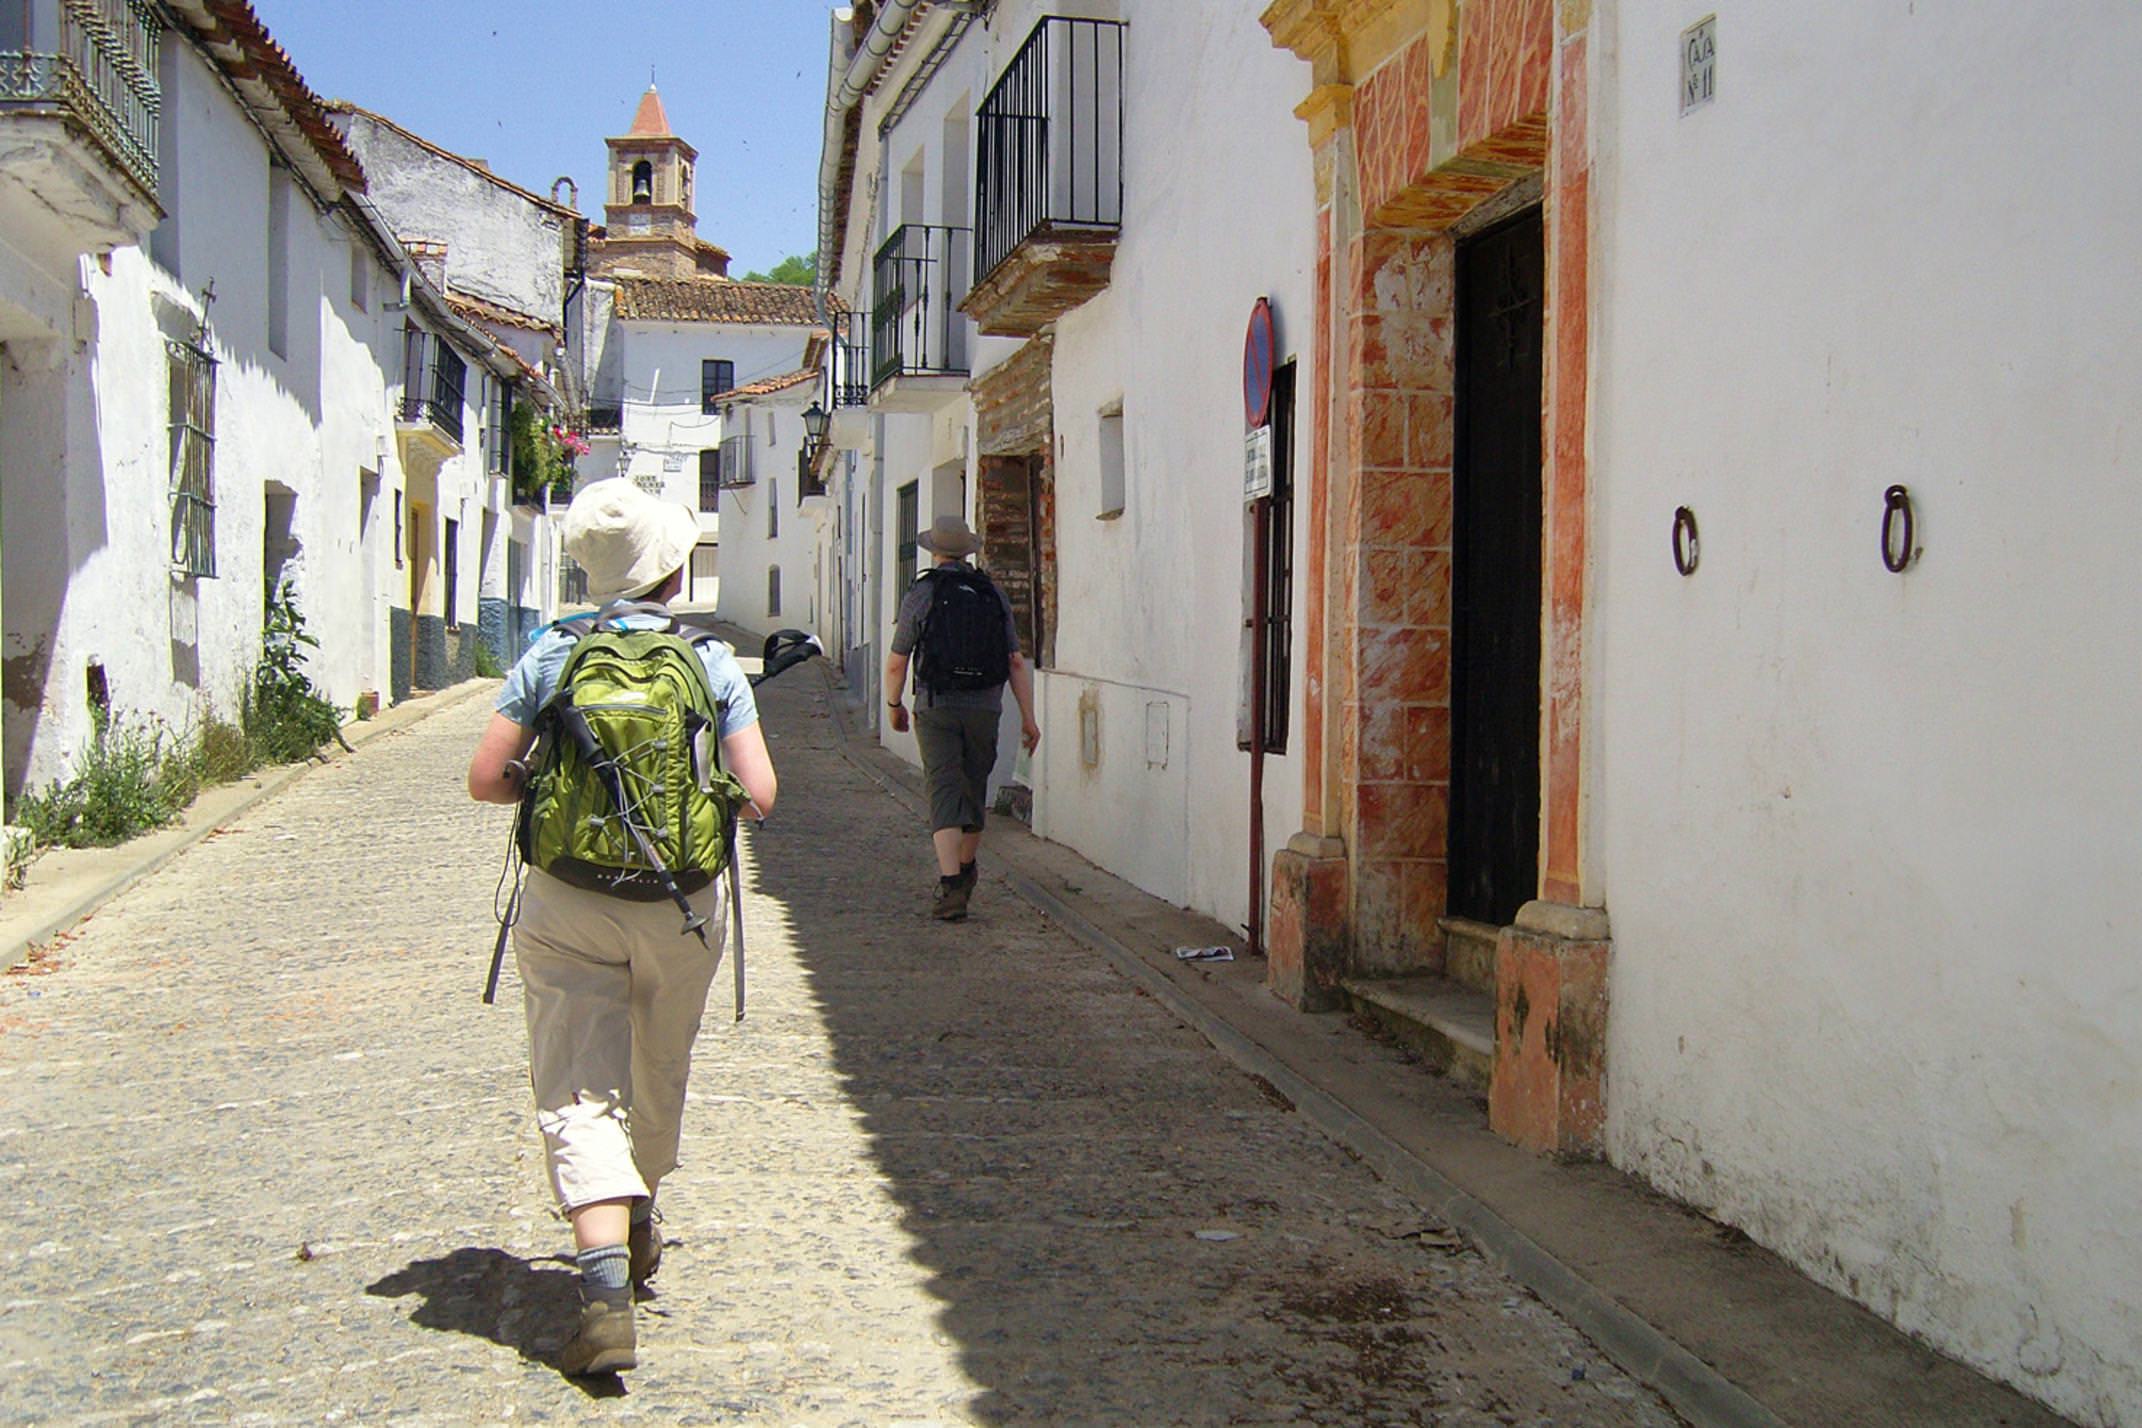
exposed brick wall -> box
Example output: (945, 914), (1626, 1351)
(973, 333), (1055, 457)
(972, 335), (1058, 667)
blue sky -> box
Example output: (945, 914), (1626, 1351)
(266, 0), (828, 278)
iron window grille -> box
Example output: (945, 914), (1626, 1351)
(485, 380), (511, 475)
(0, 0), (161, 197)
(974, 16), (1125, 288)
(698, 448), (720, 511)
(701, 359), (734, 413)
(166, 333), (215, 577)
(585, 402), (623, 433)
(871, 223), (970, 388)
(399, 325), (466, 443)
(895, 481), (919, 593)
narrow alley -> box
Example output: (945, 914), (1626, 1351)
(0, 668), (1674, 1424)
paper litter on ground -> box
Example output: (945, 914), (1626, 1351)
(1172, 945), (1235, 962)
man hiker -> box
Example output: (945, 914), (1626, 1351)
(884, 514), (1040, 920)
(466, 479), (777, 1376)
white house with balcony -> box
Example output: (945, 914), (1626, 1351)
(0, 0), (559, 805)
(811, 1), (1309, 926)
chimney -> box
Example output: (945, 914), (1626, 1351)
(404, 239), (448, 291)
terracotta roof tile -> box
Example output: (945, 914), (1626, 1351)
(628, 86), (672, 137)
(166, 0), (366, 194)
(611, 278), (839, 327)
(718, 367), (819, 401)
(445, 288), (561, 337)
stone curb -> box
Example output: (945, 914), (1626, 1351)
(816, 668), (1783, 1428)
(0, 679), (494, 973)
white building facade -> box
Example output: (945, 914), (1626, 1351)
(818, 1), (2142, 1421)
(814, 0), (1314, 921)
(0, 0), (564, 804)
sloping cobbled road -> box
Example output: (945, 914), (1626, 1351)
(0, 673), (1676, 1426)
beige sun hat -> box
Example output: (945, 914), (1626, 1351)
(916, 514), (981, 559)
(561, 478), (702, 601)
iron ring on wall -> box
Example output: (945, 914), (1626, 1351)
(1672, 505), (1699, 576)
(1882, 485), (1915, 573)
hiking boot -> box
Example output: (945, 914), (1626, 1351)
(556, 1289), (636, 1376)
(932, 875), (971, 921)
(957, 858), (978, 890)
(628, 1212), (662, 1286)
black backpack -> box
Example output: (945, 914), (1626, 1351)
(917, 566), (1012, 693)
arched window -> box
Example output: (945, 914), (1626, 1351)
(631, 160), (652, 204)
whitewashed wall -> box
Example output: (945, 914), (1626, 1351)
(336, 112), (568, 326)
(710, 387), (819, 639)
(596, 316), (816, 600)
(1590, 4), (2142, 1421)
(1012, 0), (1313, 928)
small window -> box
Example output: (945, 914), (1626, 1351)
(266, 169), (291, 359)
(767, 566), (782, 617)
(768, 480), (778, 539)
(393, 490), (404, 569)
(167, 337), (217, 577)
(1097, 404), (1126, 519)
(698, 448), (720, 511)
(444, 517), (460, 629)
(349, 244), (369, 312)
(701, 359), (734, 413)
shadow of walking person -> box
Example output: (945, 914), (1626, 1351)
(365, 1247), (626, 1399)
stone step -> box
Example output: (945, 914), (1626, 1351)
(1440, 916), (1501, 996)
(1341, 974), (1495, 1092)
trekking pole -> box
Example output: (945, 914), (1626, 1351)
(556, 702), (710, 944)
(727, 820), (746, 1022)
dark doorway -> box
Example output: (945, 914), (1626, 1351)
(1447, 208), (1544, 926)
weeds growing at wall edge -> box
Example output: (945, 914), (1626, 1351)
(13, 585), (347, 852)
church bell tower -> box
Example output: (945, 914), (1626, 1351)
(598, 84), (724, 279)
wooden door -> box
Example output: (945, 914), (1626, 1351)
(1448, 209), (1545, 925)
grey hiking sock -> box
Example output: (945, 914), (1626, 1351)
(578, 1244), (631, 1295)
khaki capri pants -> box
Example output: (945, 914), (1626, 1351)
(515, 868), (727, 1212)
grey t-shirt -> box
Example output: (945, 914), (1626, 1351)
(890, 562), (1020, 712)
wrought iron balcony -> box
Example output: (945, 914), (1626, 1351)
(584, 402), (623, 434)
(398, 326), (466, 449)
(829, 312), (869, 410)
(718, 430), (755, 489)
(871, 223), (970, 399)
(965, 16), (1123, 336)
(798, 443), (827, 501)
(0, 0), (159, 198)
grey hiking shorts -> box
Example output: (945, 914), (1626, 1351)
(913, 705), (1000, 834)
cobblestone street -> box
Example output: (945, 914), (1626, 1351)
(0, 672), (1675, 1425)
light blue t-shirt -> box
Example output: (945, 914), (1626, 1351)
(495, 616), (759, 737)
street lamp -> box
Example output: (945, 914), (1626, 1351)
(802, 401), (829, 445)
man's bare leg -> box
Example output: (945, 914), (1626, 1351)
(932, 828), (964, 877)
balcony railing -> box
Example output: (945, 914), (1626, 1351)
(830, 313), (869, 410)
(975, 16), (1124, 288)
(0, 0), (161, 197)
(584, 402), (622, 434)
(871, 223), (970, 388)
(399, 327), (467, 444)
(718, 431), (755, 489)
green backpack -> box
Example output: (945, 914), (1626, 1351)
(518, 610), (748, 911)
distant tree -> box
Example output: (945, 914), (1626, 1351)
(743, 250), (816, 286)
